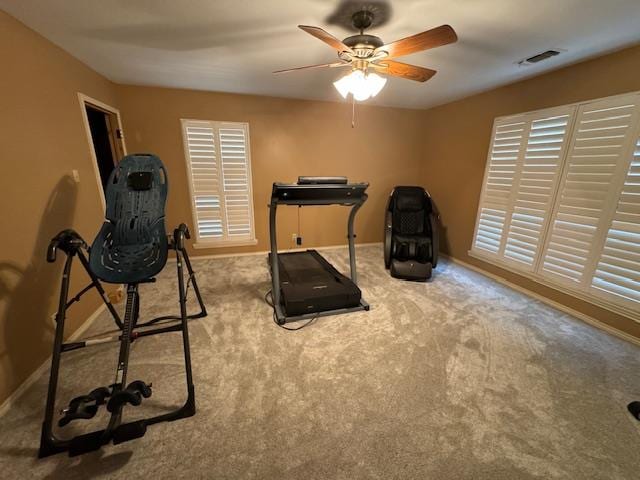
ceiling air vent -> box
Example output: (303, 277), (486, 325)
(517, 49), (564, 66)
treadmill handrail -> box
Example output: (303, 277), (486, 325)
(273, 199), (363, 206)
(270, 182), (369, 206)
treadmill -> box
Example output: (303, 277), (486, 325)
(269, 177), (370, 324)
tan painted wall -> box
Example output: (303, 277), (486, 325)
(0, 11), (119, 405)
(116, 85), (425, 255)
(419, 43), (640, 338)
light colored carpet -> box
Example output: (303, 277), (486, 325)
(0, 245), (639, 479)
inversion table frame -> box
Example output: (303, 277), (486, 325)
(39, 226), (206, 457)
(39, 153), (207, 458)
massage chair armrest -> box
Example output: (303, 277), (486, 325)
(172, 223), (191, 250)
(384, 211), (393, 269)
(47, 229), (87, 263)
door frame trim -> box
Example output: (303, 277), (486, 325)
(78, 93), (127, 211)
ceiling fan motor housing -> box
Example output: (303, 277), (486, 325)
(343, 34), (384, 58)
(342, 8), (384, 59)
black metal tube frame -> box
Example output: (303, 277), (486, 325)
(38, 229), (206, 458)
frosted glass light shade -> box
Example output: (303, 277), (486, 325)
(333, 70), (387, 101)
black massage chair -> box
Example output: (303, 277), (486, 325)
(384, 186), (438, 281)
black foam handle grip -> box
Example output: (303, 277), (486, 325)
(174, 223), (191, 250)
(46, 229), (87, 263)
(47, 242), (58, 263)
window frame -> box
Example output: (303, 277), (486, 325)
(469, 91), (640, 322)
(180, 119), (257, 249)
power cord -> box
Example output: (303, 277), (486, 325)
(264, 290), (318, 331)
(264, 289), (274, 308)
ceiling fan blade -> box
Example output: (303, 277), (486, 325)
(298, 25), (354, 54)
(273, 62), (351, 74)
(375, 25), (457, 59)
(371, 60), (437, 82)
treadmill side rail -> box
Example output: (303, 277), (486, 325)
(274, 299), (370, 325)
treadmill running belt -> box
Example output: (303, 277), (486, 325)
(276, 250), (361, 316)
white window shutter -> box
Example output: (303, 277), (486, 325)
(502, 110), (575, 268)
(218, 125), (253, 238)
(591, 134), (640, 305)
(182, 120), (255, 244)
(471, 91), (640, 317)
(540, 95), (640, 285)
(472, 107), (575, 268)
(473, 118), (528, 254)
(184, 121), (224, 239)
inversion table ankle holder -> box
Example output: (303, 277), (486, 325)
(39, 154), (207, 458)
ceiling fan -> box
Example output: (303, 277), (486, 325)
(274, 9), (457, 101)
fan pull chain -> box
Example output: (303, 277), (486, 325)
(351, 94), (356, 128)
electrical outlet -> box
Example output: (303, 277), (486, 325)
(292, 233), (297, 242)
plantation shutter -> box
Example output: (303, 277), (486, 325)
(472, 107), (574, 269)
(182, 120), (255, 245)
(540, 95), (640, 286)
(502, 109), (575, 269)
(591, 132), (640, 306)
(218, 125), (253, 239)
(183, 121), (224, 239)
(471, 91), (640, 317)
(473, 117), (528, 254)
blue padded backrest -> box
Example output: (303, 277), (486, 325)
(89, 154), (168, 284)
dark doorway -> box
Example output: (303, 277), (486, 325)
(85, 104), (124, 190)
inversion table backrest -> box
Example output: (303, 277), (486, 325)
(90, 154), (168, 284)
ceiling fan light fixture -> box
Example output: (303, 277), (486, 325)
(367, 72), (387, 97)
(333, 70), (387, 101)
(333, 70), (356, 98)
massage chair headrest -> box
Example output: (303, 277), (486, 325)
(393, 186), (432, 213)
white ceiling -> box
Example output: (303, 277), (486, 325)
(3, 0), (640, 109)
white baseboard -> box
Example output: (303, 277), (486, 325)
(441, 254), (640, 348)
(0, 303), (107, 418)
(180, 241), (383, 261)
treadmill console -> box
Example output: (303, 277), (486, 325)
(297, 176), (348, 185)
(271, 181), (368, 205)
